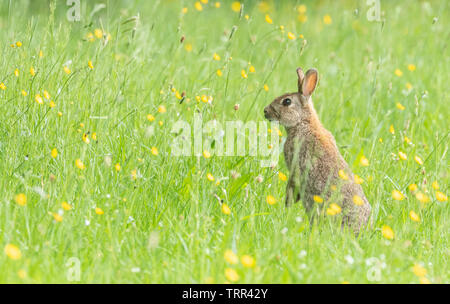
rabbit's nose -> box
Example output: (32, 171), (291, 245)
(264, 107), (269, 116)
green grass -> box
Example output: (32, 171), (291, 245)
(0, 0), (448, 283)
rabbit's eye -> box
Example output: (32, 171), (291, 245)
(282, 98), (292, 106)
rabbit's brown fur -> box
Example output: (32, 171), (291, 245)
(264, 67), (371, 234)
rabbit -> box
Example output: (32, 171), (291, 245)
(264, 67), (371, 235)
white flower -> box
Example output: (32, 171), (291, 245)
(298, 250), (307, 258)
(344, 255), (354, 265)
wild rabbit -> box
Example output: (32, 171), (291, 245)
(264, 67), (371, 234)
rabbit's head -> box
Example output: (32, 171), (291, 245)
(264, 67), (318, 127)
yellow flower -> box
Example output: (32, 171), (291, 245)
(18, 269), (27, 279)
(16, 41), (22, 47)
(381, 225), (394, 240)
(331, 203), (342, 213)
(221, 203), (231, 215)
(287, 32), (296, 40)
(313, 195), (323, 203)
(414, 155), (423, 165)
(392, 190), (405, 201)
(52, 212), (63, 222)
(405, 82), (413, 90)
(184, 43), (193, 52)
(151, 147), (159, 155)
(389, 124), (395, 134)
(95, 207), (104, 215)
(225, 268), (239, 282)
(35, 94), (43, 104)
(213, 53), (221, 61)
(352, 195), (364, 206)
(360, 155), (369, 166)
(207, 173), (215, 181)
(51, 148), (58, 158)
(75, 159), (86, 170)
(431, 181), (439, 190)
(62, 202), (72, 211)
(396, 102), (405, 110)
(147, 114), (155, 122)
(394, 69), (403, 77)
(30, 67), (36, 76)
(409, 210), (420, 222)
(49, 101), (56, 108)
(158, 121), (163, 126)
(415, 192), (430, 203)
(224, 250), (239, 264)
(158, 105), (166, 113)
(354, 174), (364, 184)
(14, 69), (19, 77)
(338, 169), (348, 180)
(88, 60), (94, 69)
(91, 132), (97, 141)
(278, 172), (287, 182)
(241, 70), (248, 79)
(244, 14), (249, 20)
(408, 64), (416, 71)
(4, 244), (22, 260)
(420, 277), (430, 284)
(241, 255), (256, 268)
(263, 84), (269, 92)
(265, 14), (273, 24)
(82, 133), (90, 144)
(298, 14), (308, 23)
(39, 50), (44, 58)
(408, 184), (418, 192)
(94, 28), (103, 39)
(231, 1), (241, 12)
(115, 163), (121, 172)
(398, 151), (407, 160)
(0, 83), (6, 90)
(297, 4), (307, 14)
(323, 14), (332, 25)
(63, 66), (71, 74)
(266, 195), (276, 205)
(43, 90), (50, 99)
(412, 264), (427, 277)
(195, 1), (203, 11)
(200, 0), (208, 4)
(182, 7), (188, 14)
(21, 90), (28, 96)
(203, 150), (211, 159)
(435, 191), (447, 202)
(14, 193), (27, 206)
(249, 65), (255, 73)
(216, 69), (223, 77)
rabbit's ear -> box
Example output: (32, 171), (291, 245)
(296, 67), (305, 93)
(302, 68), (318, 97)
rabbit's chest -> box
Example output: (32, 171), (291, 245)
(283, 136), (317, 171)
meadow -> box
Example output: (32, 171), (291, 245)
(0, 0), (448, 283)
